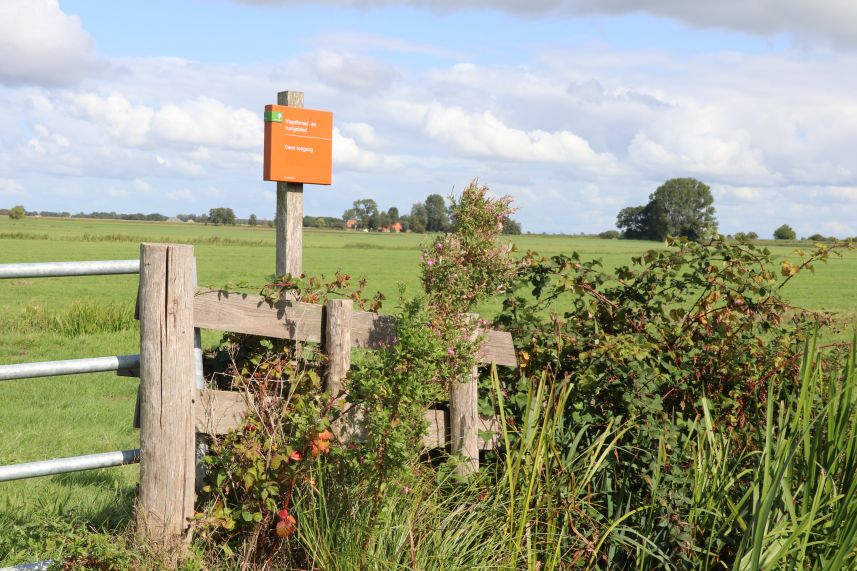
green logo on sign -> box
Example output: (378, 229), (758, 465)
(264, 111), (283, 123)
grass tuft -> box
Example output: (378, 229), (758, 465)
(1, 302), (137, 336)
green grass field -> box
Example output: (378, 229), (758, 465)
(1, 215), (855, 563)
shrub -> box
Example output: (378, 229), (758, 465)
(597, 229), (620, 239)
(807, 233), (831, 242)
(773, 223), (796, 240)
(8, 205), (25, 219)
(495, 236), (850, 565)
(420, 180), (521, 386)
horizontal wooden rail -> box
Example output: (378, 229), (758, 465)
(193, 289), (516, 367)
(194, 389), (500, 450)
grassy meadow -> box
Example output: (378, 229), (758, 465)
(1, 215), (856, 565)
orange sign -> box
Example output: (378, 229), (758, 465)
(263, 105), (333, 185)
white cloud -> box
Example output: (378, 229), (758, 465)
(422, 103), (616, 170)
(0, 178), (24, 196)
(310, 50), (397, 91)
(341, 122), (378, 147)
(152, 96), (261, 150)
(0, 0), (105, 86)
(166, 189), (195, 202)
(63, 91), (262, 151)
(67, 92), (154, 146)
(2, 33), (857, 234)
(235, 0), (857, 47)
(307, 31), (463, 59)
(811, 187), (857, 204)
(333, 128), (402, 171)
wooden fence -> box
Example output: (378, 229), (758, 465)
(135, 243), (517, 545)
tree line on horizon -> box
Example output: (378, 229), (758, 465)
(333, 193), (522, 234)
(3, 183), (845, 240)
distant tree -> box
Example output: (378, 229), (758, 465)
(249, 214), (258, 226)
(387, 207), (400, 223)
(773, 224), (796, 240)
(343, 198), (378, 229)
(649, 178), (717, 240)
(377, 211), (391, 229)
(616, 205), (651, 239)
(8, 205), (25, 220)
(502, 217), (522, 235)
(807, 233), (830, 242)
(734, 231), (759, 241)
(209, 207), (236, 226)
(323, 216), (346, 229)
(424, 194), (449, 232)
(616, 178), (717, 241)
(409, 203), (428, 233)
(598, 230), (621, 239)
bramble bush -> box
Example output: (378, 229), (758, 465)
(494, 235), (853, 565)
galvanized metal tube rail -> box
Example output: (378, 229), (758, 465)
(0, 354), (140, 381)
(0, 449), (140, 483)
(0, 561), (53, 571)
(0, 259), (139, 279)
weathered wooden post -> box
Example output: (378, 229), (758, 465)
(324, 299), (352, 396)
(449, 314), (481, 475)
(325, 299), (356, 438)
(275, 90), (304, 278)
(137, 243), (197, 547)
(264, 90), (333, 279)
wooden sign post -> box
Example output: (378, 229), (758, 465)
(264, 91), (333, 277)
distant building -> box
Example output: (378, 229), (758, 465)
(346, 219), (358, 229)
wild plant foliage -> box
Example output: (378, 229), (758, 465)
(494, 236), (854, 566)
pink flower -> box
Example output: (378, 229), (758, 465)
(427, 259), (435, 266)
(447, 347), (455, 355)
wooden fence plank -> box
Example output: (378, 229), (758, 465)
(195, 389), (251, 436)
(351, 310), (396, 348)
(423, 409), (499, 451)
(193, 289), (322, 342)
(477, 329), (517, 367)
(192, 289), (516, 367)
(196, 389), (499, 450)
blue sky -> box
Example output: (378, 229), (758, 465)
(1, 0), (856, 236)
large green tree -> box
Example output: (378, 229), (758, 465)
(208, 207), (236, 225)
(424, 194), (449, 232)
(616, 178), (717, 241)
(773, 224), (796, 240)
(343, 198), (379, 229)
(409, 203), (428, 233)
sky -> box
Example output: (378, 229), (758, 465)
(1, 0), (856, 237)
